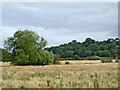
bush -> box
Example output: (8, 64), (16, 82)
(65, 62), (70, 64)
(85, 56), (101, 60)
(53, 54), (61, 64)
(101, 57), (112, 63)
(74, 55), (80, 60)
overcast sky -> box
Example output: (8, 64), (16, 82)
(0, 2), (118, 47)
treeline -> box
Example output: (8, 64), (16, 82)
(0, 30), (120, 65)
(45, 38), (120, 59)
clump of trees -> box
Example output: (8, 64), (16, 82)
(45, 38), (120, 60)
(2, 30), (54, 65)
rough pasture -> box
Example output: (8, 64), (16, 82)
(1, 61), (118, 88)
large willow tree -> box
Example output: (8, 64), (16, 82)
(4, 30), (54, 65)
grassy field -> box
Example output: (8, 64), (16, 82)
(1, 60), (119, 88)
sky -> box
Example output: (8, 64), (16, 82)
(0, 2), (118, 47)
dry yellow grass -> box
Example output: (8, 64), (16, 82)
(1, 61), (118, 88)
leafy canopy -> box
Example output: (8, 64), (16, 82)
(3, 30), (53, 65)
(46, 38), (120, 59)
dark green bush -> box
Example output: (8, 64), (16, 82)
(65, 62), (70, 64)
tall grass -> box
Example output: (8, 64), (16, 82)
(2, 63), (118, 88)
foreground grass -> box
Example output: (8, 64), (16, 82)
(1, 61), (118, 88)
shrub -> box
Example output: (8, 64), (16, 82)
(65, 62), (70, 64)
(53, 54), (61, 64)
(101, 57), (112, 63)
(85, 56), (101, 60)
(74, 55), (80, 60)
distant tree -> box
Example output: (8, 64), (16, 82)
(82, 50), (92, 57)
(114, 38), (120, 45)
(77, 48), (83, 57)
(102, 50), (111, 57)
(72, 40), (77, 43)
(110, 49), (116, 58)
(88, 44), (100, 51)
(99, 44), (106, 51)
(106, 44), (116, 50)
(97, 51), (103, 57)
(84, 38), (95, 44)
(106, 38), (114, 44)
(63, 51), (74, 58)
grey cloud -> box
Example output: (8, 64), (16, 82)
(1, 2), (118, 46)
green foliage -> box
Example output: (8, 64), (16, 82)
(46, 38), (120, 59)
(2, 49), (13, 62)
(101, 57), (112, 63)
(60, 58), (74, 60)
(53, 54), (61, 64)
(85, 56), (101, 60)
(3, 30), (53, 65)
(60, 57), (84, 60)
(65, 62), (70, 64)
(116, 45), (120, 59)
(82, 50), (92, 57)
(102, 50), (111, 57)
(0, 48), (2, 61)
(74, 55), (80, 60)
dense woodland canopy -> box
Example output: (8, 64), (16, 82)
(45, 38), (120, 59)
